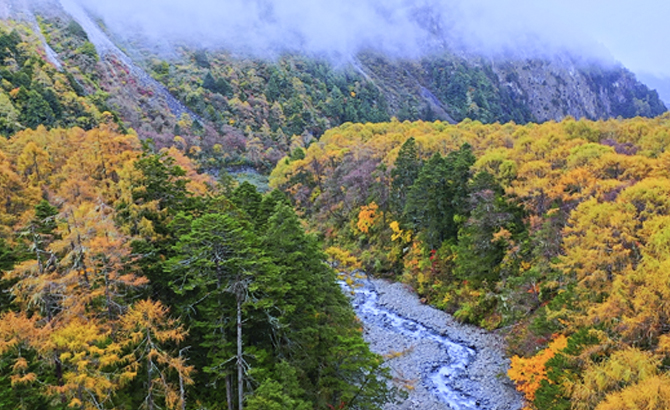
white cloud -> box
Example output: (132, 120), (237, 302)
(68, 0), (669, 77)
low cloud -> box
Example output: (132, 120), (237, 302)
(68, 0), (668, 78)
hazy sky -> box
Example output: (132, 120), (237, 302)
(72, 0), (670, 80)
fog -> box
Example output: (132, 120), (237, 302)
(69, 0), (669, 82)
(69, 1), (591, 57)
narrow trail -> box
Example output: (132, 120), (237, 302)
(342, 275), (523, 410)
(58, 0), (202, 122)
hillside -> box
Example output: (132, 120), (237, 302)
(0, 123), (397, 409)
(0, 0), (666, 174)
(269, 115), (670, 409)
(0, 20), (112, 136)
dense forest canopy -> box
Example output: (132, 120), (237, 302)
(2, 14), (665, 177)
(0, 124), (395, 409)
(269, 114), (670, 409)
(0, 23), (111, 137)
(3, 8), (670, 410)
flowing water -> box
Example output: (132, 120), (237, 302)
(341, 276), (523, 410)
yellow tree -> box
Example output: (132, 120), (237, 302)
(48, 201), (147, 324)
(119, 300), (193, 410)
(356, 202), (381, 234)
(15, 141), (52, 186)
(45, 318), (127, 409)
(509, 160), (558, 215)
(595, 375), (670, 410)
(0, 150), (40, 231)
(0, 312), (43, 388)
(570, 348), (661, 410)
(588, 254), (670, 349)
(618, 178), (670, 224)
(558, 198), (638, 302)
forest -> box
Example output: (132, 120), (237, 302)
(269, 115), (670, 409)
(3, 11), (670, 410)
(0, 124), (395, 409)
(0, 23), (110, 137)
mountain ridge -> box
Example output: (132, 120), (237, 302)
(0, 0), (666, 172)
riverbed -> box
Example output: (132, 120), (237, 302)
(343, 275), (523, 410)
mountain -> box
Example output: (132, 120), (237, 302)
(637, 72), (670, 106)
(0, 0), (666, 173)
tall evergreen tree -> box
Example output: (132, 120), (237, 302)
(256, 189), (290, 232)
(445, 143), (476, 217)
(403, 144), (476, 250)
(118, 147), (203, 302)
(0, 239), (16, 313)
(261, 203), (395, 409)
(20, 90), (55, 129)
(454, 172), (526, 284)
(391, 137), (421, 218)
(167, 212), (258, 410)
(23, 199), (59, 277)
(403, 152), (452, 249)
(231, 182), (264, 230)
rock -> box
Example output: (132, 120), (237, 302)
(344, 277), (524, 410)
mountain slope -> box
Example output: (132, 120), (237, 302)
(0, 0), (666, 172)
(0, 19), (109, 136)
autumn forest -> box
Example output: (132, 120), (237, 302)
(270, 116), (670, 409)
(1, 6), (670, 410)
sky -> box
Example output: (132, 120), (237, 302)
(70, 0), (670, 100)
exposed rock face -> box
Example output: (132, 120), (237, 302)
(492, 58), (666, 122)
(356, 52), (666, 125)
(58, 0), (199, 121)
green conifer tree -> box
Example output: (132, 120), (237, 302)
(261, 204), (395, 409)
(167, 213), (257, 409)
(391, 137), (421, 219)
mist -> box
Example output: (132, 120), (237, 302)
(70, 0), (668, 78)
(70, 1), (597, 58)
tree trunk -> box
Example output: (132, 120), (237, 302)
(179, 350), (186, 410)
(32, 227), (44, 274)
(104, 266), (113, 321)
(147, 330), (154, 410)
(55, 354), (66, 404)
(226, 374), (233, 410)
(237, 297), (243, 410)
(77, 386), (84, 410)
(49, 306), (66, 405)
(147, 355), (154, 410)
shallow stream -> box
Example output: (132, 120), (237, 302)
(341, 275), (523, 410)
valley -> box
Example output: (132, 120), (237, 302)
(0, 1), (670, 409)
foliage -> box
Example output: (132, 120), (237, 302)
(0, 22), (109, 136)
(270, 114), (670, 409)
(508, 335), (568, 403)
(0, 124), (392, 409)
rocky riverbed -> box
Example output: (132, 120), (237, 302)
(343, 275), (523, 410)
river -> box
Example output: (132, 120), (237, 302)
(341, 274), (523, 410)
